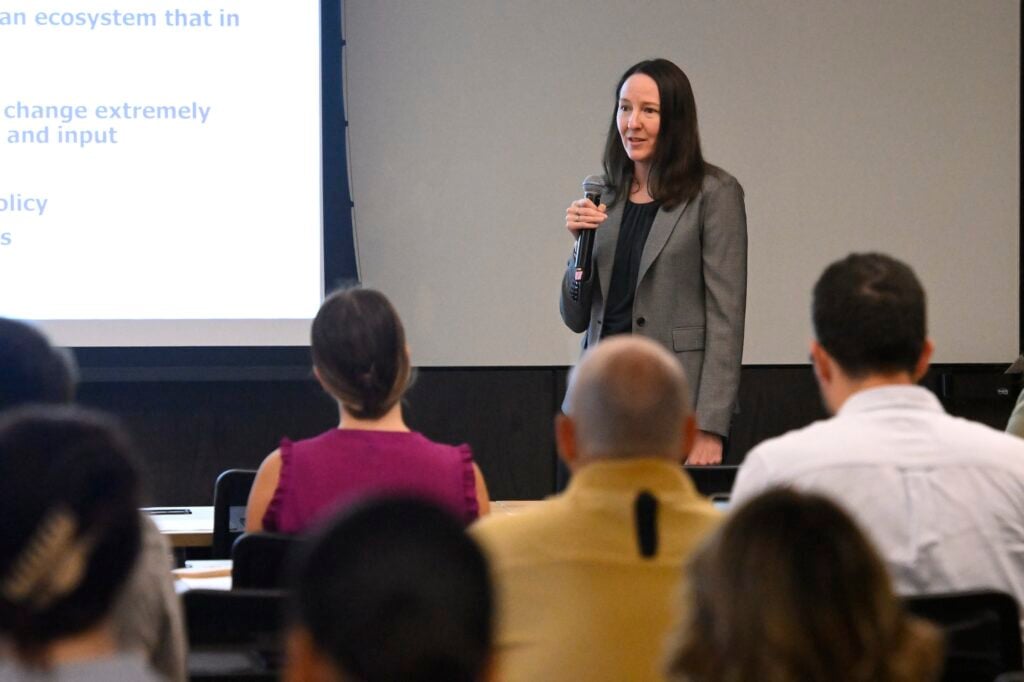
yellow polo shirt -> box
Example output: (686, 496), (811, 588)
(471, 458), (721, 682)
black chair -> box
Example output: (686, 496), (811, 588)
(183, 588), (287, 681)
(903, 590), (1023, 682)
(232, 532), (297, 590)
(682, 465), (738, 498)
(212, 469), (257, 559)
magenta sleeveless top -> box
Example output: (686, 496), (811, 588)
(262, 429), (479, 533)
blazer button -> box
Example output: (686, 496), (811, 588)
(636, 316), (646, 327)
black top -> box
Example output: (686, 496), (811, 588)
(601, 200), (661, 338)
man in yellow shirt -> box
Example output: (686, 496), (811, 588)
(472, 336), (721, 682)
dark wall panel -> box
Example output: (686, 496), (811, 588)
(405, 369), (560, 501)
(726, 366), (828, 464)
(78, 380), (336, 506)
(76, 365), (1021, 506)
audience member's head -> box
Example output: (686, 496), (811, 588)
(0, 318), (76, 413)
(287, 497), (493, 682)
(811, 253), (932, 411)
(559, 335), (693, 467)
(0, 406), (141, 666)
(311, 287), (412, 420)
(666, 487), (942, 682)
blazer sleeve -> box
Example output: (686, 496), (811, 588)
(695, 176), (747, 437)
(559, 239), (595, 333)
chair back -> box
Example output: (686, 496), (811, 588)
(212, 468), (257, 558)
(903, 589), (1023, 682)
(183, 588), (286, 681)
(232, 532), (297, 590)
(682, 465), (738, 497)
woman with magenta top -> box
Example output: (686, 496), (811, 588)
(247, 287), (490, 533)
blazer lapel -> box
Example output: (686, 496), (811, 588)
(637, 199), (688, 286)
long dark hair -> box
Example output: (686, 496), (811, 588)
(602, 58), (705, 210)
(311, 288), (412, 420)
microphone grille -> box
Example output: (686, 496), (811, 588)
(582, 175), (605, 196)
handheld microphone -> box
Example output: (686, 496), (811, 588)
(571, 175), (604, 301)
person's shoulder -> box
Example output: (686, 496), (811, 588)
(941, 412), (1024, 465)
(733, 420), (839, 502)
(288, 428), (340, 449)
(702, 164), (743, 194)
(274, 430), (337, 468)
(924, 414), (1024, 498)
(410, 431), (474, 461)
(665, 496), (723, 535)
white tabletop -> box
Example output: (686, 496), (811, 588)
(147, 501), (542, 548)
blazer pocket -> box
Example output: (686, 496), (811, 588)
(672, 326), (705, 352)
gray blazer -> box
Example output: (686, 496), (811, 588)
(560, 166), (747, 437)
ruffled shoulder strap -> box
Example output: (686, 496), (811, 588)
(455, 443), (479, 524)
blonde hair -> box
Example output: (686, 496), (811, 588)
(666, 488), (942, 682)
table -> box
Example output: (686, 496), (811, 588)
(492, 500), (541, 515)
(145, 506), (214, 548)
(148, 500), (542, 548)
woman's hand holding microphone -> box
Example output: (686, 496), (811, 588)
(565, 198), (607, 239)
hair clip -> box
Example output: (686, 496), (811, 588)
(0, 507), (94, 611)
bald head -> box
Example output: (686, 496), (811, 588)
(564, 336), (692, 461)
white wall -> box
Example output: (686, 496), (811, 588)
(345, 0), (1020, 365)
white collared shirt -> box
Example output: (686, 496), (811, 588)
(734, 385), (1024, 610)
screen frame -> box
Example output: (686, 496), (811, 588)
(65, 0), (356, 379)
(60, 3), (1024, 377)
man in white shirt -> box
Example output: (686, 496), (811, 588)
(732, 253), (1024, 613)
